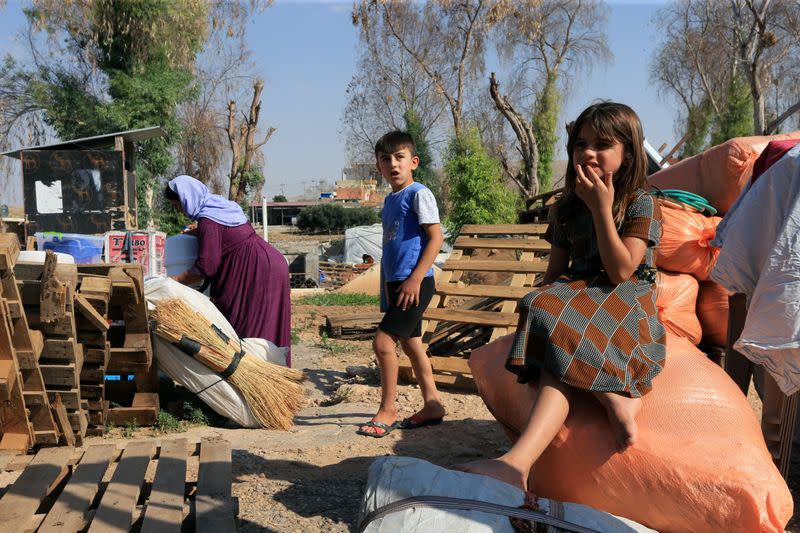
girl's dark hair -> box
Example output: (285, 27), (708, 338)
(554, 101), (648, 228)
(164, 184), (180, 201)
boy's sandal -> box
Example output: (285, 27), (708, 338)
(399, 414), (444, 430)
(356, 420), (398, 438)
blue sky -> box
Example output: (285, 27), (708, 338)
(0, 0), (676, 204)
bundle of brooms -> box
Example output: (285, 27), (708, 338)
(151, 298), (306, 430)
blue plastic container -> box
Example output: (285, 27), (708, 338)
(35, 232), (105, 264)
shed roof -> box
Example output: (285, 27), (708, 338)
(1, 126), (167, 159)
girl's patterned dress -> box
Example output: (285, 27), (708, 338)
(508, 191), (666, 397)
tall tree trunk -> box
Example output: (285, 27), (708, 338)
(489, 72), (538, 199)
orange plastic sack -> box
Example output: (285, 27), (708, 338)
(649, 131), (800, 215)
(469, 332), (792, 533)
(655, 271), (701, 345)
(696, 280), (731, 346)
(656, 203), (721, 280)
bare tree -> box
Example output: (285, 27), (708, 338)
(491, 0), (610, 192)
(352, 0), (494, 136)
(489, 72), (539, 198)
(343, 5), (447, 165)
(227, 79), (275, 204)
(652, 0), (800, 146)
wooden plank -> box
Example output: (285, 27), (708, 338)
(25, 308), (76, 338)
(84, 344), (110, 366)
(48, 389), (80, 410)
(0, 359), (16, 401)
(14, 261), (78, 290)
(196, 439), (236, 533)
(29, 329), (43, 360)
(459, 223), (547, 235)
(106, 406), (157, 426)
(50, 393), (76, 447)
(74, 294), (110, 331)
(442, 259), (548, 273)
(436, 284), (533, 299)
(88, 441), (157, 533)
(453, 236), (550, 251)
(0, 446), (74, 531)
(423, 308), (519, 327)
(40, 363), (79, 389)
(0, 233), (20, 270)
(140, 439), (187, 533)
(40, 251), (68, 323)
(39, 444), (120, 533)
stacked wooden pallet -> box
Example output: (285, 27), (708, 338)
(16, 252), (93, 443)
(0, 437), (237, 532)
(319, 261), (371, 287)
(76, 274), (112, 431)
(0, 234), (62, 451)
(399, 224), (549, 391)
(76, 264), (157, 430)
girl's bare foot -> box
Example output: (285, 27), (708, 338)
(452, 457), (528, 490)
(595, 392), (642, 451)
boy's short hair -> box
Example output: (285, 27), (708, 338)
(375, 130), (417, 158)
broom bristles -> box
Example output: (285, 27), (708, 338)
(152, 298), (305, 429)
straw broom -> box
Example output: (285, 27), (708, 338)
(151, 298), (305, 430)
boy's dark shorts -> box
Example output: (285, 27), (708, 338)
(379, 276), (435, 339)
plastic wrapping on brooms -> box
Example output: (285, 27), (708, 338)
(144, 277), (295, 428)
(469, 333), (793, 533)
(358, 456), (656, 533)
(151, 297), (305, 430)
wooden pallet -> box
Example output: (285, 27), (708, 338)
(0, 438), (237, 532)
(399, 224), (549, 391)
(0, 235), (61, 449)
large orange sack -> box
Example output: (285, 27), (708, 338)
(655, 270), (702, 345)
(696, 280), (731, 346)
(656, 203), (721, 280)
(648, 131), (800, 215)
(469, 332), (792, 533)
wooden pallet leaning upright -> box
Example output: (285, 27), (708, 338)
(398, 224), (549, 391)
(14, 249), (86, 443)
(0, 234), (61, 448)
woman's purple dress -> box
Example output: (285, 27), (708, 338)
(194, 218), (292, 366)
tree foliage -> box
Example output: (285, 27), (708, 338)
(403, 108), (443, 211)
(272, 194), (288, 202)
(493, 0), (610, 193)
(652, 0), (800, 154)
(296, 203), (380, 233)
(444, 128), (519, 242)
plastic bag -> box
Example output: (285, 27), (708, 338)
(656, 203), (721, 280)
(144, 277), (288, 427)
(469, 332), (792, 533)
(696, 281), (731, 347)
(649, 131), (800, 215)
(655, 270), (702, 345)
(359, 456), (656, 533)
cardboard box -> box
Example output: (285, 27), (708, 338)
(104, 231), (166, 277)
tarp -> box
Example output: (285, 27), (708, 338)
(342, 223), (452, 265)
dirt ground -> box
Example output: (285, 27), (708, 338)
(63, 301), (800, 531)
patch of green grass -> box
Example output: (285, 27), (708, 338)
(182, 401), (209, 425)
(153, 411), (186, 434)
(291, 327), (301, 344)
(316, 331), (348, 353)
(296, 292), (379, 307)
(121, 419), (138, 438)
(104, 421), (116, 436)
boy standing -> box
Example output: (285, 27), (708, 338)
(357, 131), (446, 438)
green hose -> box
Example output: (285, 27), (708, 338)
(652, 188), (717, 216)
